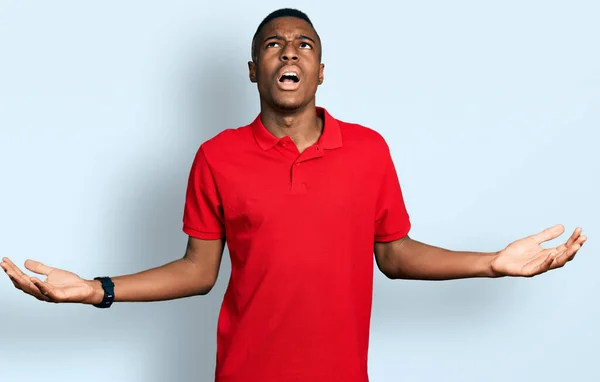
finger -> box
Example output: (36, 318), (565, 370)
(532, 224), (565, 244)
(24, 259), (55, 276)
(565, 228), (582, 247)
(10, 274), (50, 301)
(552, 244), (581, 269)
(30, 278), (55, 302)
(2, 264), (24, 291)
(19, 277), (51, 302)
(561, 235), (586, 261)
(1, 260), (26, 290)
(2, 257), (27, 277)
(2, 261), (50, 301)
(3, 263), (30, 290)
(565, 236), (587, 262)
(0, 261), (13, 277)
(532, 254), (554, 276)
(523, 253), (554, 277)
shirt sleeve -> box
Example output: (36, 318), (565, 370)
(182, 145), (225, 240)
(374, 145), (411, 242)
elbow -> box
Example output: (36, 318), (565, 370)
(376, 251), (413, 280)
(380, 267), (408, 280)
(375, 237), (414, 280)
(196, 277), (217, 296)
(181, 256), (219, 296)
(384, 271), (401, 280)
(375, 237), (413, 280)
(376, 258), (405, 280)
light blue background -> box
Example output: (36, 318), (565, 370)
(1, 1), (598, 381)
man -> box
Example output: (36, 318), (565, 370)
(1, 8), (587, 382)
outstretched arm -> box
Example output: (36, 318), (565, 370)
(1, 236), (225, 304)
(374, 225), (586, 280)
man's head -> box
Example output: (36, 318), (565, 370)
(250, 8), (322, 63)
(248, 8), (325, 112)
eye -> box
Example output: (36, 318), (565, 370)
(266, 42), (280, 48)
(299, 42), (312, 49)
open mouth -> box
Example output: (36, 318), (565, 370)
(279, 72), (300, 83)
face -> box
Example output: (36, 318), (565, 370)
(248, 17), (325, 112)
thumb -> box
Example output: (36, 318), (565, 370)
(531, 224), (565, 244)
(24, 259), (56, 276)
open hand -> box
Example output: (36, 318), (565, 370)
(490, 225), (587, 277)
(1, 257), (99, 304)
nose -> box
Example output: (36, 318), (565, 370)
(280, 42), (298, 62)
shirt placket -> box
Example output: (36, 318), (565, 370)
(290, 142), (324, 194)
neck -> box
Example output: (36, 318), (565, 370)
(259, 101), (323, 153)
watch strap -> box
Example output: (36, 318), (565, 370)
(93, 276), (115, 308)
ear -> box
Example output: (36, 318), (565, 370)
(248, 61), (257, 83)
(318, 63), (325, 85)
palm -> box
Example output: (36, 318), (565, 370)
(1, 257), (94, 303)
(41, 267), (92, 302)
(491, 225), (586, 277)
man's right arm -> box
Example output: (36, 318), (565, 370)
(88, 237), (225, 304)
(1, 236), (225, 305)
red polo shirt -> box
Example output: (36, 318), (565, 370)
(183, 107), (411, 382)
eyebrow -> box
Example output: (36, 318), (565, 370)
(263, 35), (317, 44)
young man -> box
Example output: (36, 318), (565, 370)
(1, 8), (586, 382)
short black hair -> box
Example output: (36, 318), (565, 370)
(251, 8), (320, 62)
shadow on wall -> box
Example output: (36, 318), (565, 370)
(0, 34), (261, 380)
(112, 52), (253, 381)
(0, 49), (251, 382)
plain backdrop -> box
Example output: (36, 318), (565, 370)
(1, 1), (598, 381)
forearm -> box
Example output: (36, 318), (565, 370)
(87, 258), (213, 304)
(382, 238), (500, 280)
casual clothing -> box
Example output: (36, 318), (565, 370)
(183, 107), (411, 382)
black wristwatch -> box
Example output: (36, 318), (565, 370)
(93, 276), (115, 308)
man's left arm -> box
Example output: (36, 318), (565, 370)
(374, 225), (586, 280)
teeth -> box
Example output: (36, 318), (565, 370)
(279, 71), (299, 83)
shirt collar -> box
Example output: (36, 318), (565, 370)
(251, 107), (343, 151)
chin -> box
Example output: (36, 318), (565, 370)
(273, 102), (304, 111)
(272, 95), (314, 112)
(267, 96), (300, 110)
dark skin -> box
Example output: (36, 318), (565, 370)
(0, 16), (587, 304)
(248, 17), (325, 153)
